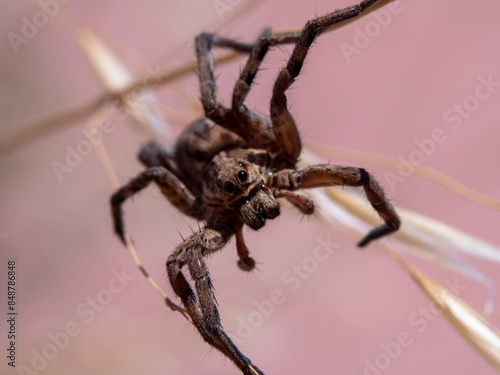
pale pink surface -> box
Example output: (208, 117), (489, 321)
(1, 1), (500, 375)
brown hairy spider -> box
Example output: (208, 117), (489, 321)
(111, 0), (400, 373)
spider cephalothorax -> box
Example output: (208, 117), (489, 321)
(204, 148), (280, 229)
(111, 1), (400, 374)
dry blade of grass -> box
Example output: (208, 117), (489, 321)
(301, 148), (500, 369)
(308, 142), (500, 211)
(322, 185), (500, 268)
(303, 148), (499, 313)
(305, 167), (500, 371)
(320, 177), (500, 274)
(385, 248), (500, 372)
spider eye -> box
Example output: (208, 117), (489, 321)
(223, 181), (236, 193)
(237, 170), (248, 182)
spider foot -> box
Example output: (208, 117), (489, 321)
(238, 256), (256, 272)
(357, 221), (399, 247)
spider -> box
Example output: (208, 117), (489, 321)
(111, 0), (400, 373)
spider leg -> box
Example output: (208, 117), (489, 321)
(138, 141), (177, 171)
(273, 164), (400, 247)
(229, 30), (305, 158)
(196, 1), (387, 164)
(195, 33), (256, 125)
(196, 31), (299, 155)
(231, 28), (272, 110)
(235, 224), (255, 271)
(110, 166), (203, 243)
(167, 228), (264, 375)
(270, 0), (385, 163)
(273, 190), (314, 215)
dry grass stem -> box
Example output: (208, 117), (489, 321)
(312, 173), (498, 313)
(300, 147), (500, 370)
(309, 142), (500, 210)
(306, 178), (500, 371)
(0, 96), (106, 156)
(384, 247), (500, 371)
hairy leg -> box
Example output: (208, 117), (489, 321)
(273, 190), (315, 215)
(195, 33), (254, 124)
(272, 164), (400, 246)
(195, 0), (387, 166)
(270, 0), (386, 163)
(166, 228), (263, 374)
(111, 166), (203, 243)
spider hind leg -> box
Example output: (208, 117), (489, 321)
(166, 228), (264, 375)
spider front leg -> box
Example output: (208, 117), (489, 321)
(110, 166), (203, 243)
(195, 33), (256, 125)
(270, 0), (387, 163)
(166, 228), (264, 375)
(273, 165), (400, 247)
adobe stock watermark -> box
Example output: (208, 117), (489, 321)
(17, 268), (135, 374)
(233, 235), (339, 343)
(212, 0), (244, 20)
(340, 0), (408, 63)
(51, 118), (116, 182)
(442, 74), (499, 130)
(8, 0), (71, 54)
(353, 277), (467, 375)
(384, 73), (499, 192)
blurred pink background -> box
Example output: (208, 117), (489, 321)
(1, 1), (500, 374)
